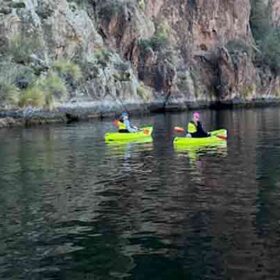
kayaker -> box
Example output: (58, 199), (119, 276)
(187, 112), (209, 138)
(117, 112), (138, 133)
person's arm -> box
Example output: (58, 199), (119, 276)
(124, 119), (137, 132)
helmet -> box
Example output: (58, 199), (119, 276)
(121, 112), (128, 117)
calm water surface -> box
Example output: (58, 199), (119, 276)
(1, 108), (280, 279)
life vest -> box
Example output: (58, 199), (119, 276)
(117, 120), (126, 130)
(187, 121), (209, 138)
(187, 121), (197, 133)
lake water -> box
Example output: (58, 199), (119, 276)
(1, 108), (280, 280)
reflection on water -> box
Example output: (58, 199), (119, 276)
(174, 142), (228, 162)
(106, 137), (153, 159)
(174, 144), (228, 184)
(1, 108), (280, 279)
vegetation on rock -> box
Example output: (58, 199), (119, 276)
(0, 59), (79, 109)
(8, 34), (42, 65)
(250, 0), (280, 74)
(226, 40), (252, 57)
(139, 22), (170, 53)
(260, 28), (280, 74)
(0, 0), (280, 115)
(52, 60), (82, 82)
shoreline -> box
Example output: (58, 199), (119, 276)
(1, 98), (280, 129)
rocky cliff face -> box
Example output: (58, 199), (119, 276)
(0, 0), (279, 121)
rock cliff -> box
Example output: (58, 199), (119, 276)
(0, 0), (279, 122)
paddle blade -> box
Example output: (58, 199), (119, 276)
(174, 126), (185, 133)
(113, 120), (118, 127)
(217, 135), (227, 140)
(143, 129), (150, 135)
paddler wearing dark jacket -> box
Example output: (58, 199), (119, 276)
(187, 112), (210, 138)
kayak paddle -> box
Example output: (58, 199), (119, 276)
(113, 120), (119, 127)
(143, 128), (150, 135)
(174, 126), (185, 133)
(215, 134), (227, 140)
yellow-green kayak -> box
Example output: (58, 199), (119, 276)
(105, 126), (153, 142)
(173, 129), (227, 147)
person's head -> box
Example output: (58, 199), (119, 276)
(121, 112), (129, 120)
(193, 112), (200, 122)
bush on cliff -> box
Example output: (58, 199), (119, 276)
(261, 28), (280, 74)
(139, 22), (170, 53)
(137, 0), (146, 10)
(226, 40), (252, 57)
(250, 0), (280, 74)
(137, 83), (151, 102)
(8, 34), (42, 65)
(250, 0), (271, 43)
(0, 81), (19, 106)
(39, 73), (68, 108)
(94, 49), (112, 67)
(0, 62), (36, 90)
(52, 60), (82, 82)
(18, 73), (67, 109)
(0, 62), (32, 107)
(19, 87), (45, 108)
(98, 0), (123, 22)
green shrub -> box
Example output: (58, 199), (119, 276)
(151, 34), (169, 51)
(250, 0), (272, 43)
(40, 73), (67, 98)
(250, 0), (280, 73)
(79, 59), (100, 79)
(18, 73), (67, 108)
(0, 62), (36, 88)
(139, 22), (169, 52)
(36, 2), (55, 19)
(52, 59), (82, 82)
(19, 87), (45, 107)
(0, 62), (33, 106)
(11, 2), (26, 9)
(0, 81), (19, 105)
(94, 48), (112, 67)
(114, 61), (130, 72)
(8, 34), (42, 64)
(137, 84), (151, 102)
(261, 28), (280, 74)
(98, 0), (123, 22)
(139, 34), (168, 52)
(138, 0), (145, 10)
(37, 73), (68, 109)
(226, 39), (252, 56)
(241, 84), (256, 98)
(0, 59), (70, 108)
(11, 66), (36, 89)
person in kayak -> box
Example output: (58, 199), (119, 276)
(187, 112), (210, 138)
(117, 112), (138, 133)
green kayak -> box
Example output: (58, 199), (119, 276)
(173, 129), (227, 147)
(105, 126), (153, 142)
